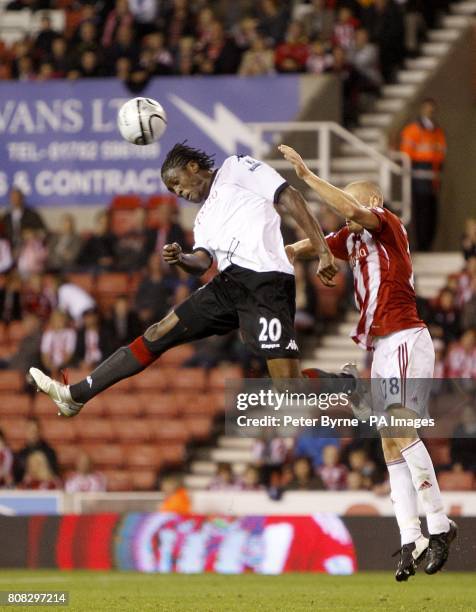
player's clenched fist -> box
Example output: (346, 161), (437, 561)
(317, 252), (339, 287)
(163, 242), (183, 265)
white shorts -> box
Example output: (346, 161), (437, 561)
(371, 327), (435, 416)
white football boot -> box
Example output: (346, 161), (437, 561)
(29, 367), (83, 417)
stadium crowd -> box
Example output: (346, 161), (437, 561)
(0, 1), (456, 125)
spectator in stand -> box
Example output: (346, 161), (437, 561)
(400, 99), (447, 251)
(445, 329), (476, 379)
(17, 228), (48, 278)
(462, 277), (476, 331)
(350, 27), (381, 89)
(286, 456), (325, 491)
(252, 434), (287, 486)
(65, 451), (106, 493)
(114, 208), (153, 271)
(103, 295), (142, 354)
(33, 13), (58, 60)
(159, 473), (191, 514)
(175, 36), (197, 76)
(233, 16), (259, 53)
(433, 338), (446, 378)
(364, 0), (404, 82)
(163, 0), (195, 52)
(102, 0), (134, 48)
(450, 405), (476, 472)
(140, 31), (174, 76)
(294, 425), (339, 468)
(428, 287), (461, 345)
(299, 0), (335, 42)
(0, 272), (22, 323)
(14, 418), (58, 483)
(462, 218), (476, 261)
(16, 56), (36, 81)
(148, 200), (187, 255)
(197, 20), (241, 75)
(37, 61), (55, 81)
(332, 6), (359, 52)
(0, 430), (13, 488)
(456, 256), (476, 307)
(0, 225), (13, 274)
(257, 0), (289, 45)
(347, 447), (377, 489)
(20, 450), (62, 490)
(135, 253), (173, 326)
(69, 50), (104, 79)
(73, 308), (109, 369)
(325, 46), (360, 126)
(0, 313), (42, 376)
(128, 0), (160, 38)
(236, 465), (263, 490)
(208, 463), (236, 490)
(49, 276), (96, 324)
(77, 211), (115, 272)
(40, 309), (77, 374)
(48, 36), (70, 77)
(73, 21), (101, 58)
(317, 444), (347, 490)
(275, 20), (309, 73)
(306, 40), (332, 75)
(21, 273), (52, 322)
(105, 23), (140, 73)
(2, 187), (46, 254)
(238, 35), (275, 76)
(47, 213), (82, 272)
(346, 470), (365, 490)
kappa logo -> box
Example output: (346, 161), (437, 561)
(286, 339), (299, 351)
(87, 376), (93, 388)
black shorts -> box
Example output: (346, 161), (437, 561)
(175, 264), (299, 359)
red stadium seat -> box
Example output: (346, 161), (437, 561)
(110, 194), (142, 209)
(157, 443), (185, 464)
(130, 470), (157, 491)
(178, 393), (217, 416)
(167, 367), (207, 391)
(112, 419), (153, 443)
(78, 396), (106, 417)
(56, 445), (78, 469)
(151, 419), (189, 443)
(130, 368), (168, 391)
(125, 444), (162, 469)
(5, 321), (26, 343)
(96, 272), (129, 295)
(0, 393), (31, 417)
(66, 273), (95, 295)
(103, 394), (143, 417)
(438, 471), (475, 491)
(0, 418), (28, 448)
(141, 393), (179, 418)
(33, 393), (60, 417)
(184, 416), (212, 439)
(75, 419), (115, 442)
(40, 419), (77, 443)
(157, 345), (195, 367)
(107, 377), (133, 393)
(103, 469), (132, 491)
(427, 441), (451, 467)
(83, 444), (125, 468)
(208, 365), (243, 390)
(0, 371), (23, 392)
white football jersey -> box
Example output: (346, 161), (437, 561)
(193, 155), (293, 275)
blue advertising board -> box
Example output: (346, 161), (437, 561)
(0, 75), (300, 207)
(0, 493), (61, 515)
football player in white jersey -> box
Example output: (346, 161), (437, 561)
(30, 143), (338, 416)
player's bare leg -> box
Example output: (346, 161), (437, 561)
(266, 358), (302, 380)
(382, 406), (457, 576)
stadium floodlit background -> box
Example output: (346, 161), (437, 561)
(0, 0), (475, 609)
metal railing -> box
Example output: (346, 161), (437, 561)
(248, 121), (412, 224)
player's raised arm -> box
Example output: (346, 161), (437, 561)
(277, 185), (338, 287)
(162, 242), (212, 276)
(278, 144), (379, 230)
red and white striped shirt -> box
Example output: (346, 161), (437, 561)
(327, 207), (425, 350)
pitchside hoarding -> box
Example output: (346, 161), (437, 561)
(0, 76), (300, 207)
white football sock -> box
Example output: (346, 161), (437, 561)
(401, 439), (450, 535)
(387, 458), (421, 546)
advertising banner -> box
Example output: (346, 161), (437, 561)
(0, 76), (300, 207)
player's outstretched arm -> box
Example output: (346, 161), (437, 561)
(278, 144), (379, 230)
(162, 243), (212, 276)
(277, 185), (337, 287)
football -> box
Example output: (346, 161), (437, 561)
(117, 97), (167, 145)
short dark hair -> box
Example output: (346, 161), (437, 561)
(161, 142), (215, 179)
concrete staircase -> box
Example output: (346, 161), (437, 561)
(334, 1), (476, 179)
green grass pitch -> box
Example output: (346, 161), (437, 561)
(0, 571), (474, 612)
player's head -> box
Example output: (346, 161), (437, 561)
(420, 97), (437, 121)
(344, 180), (383, 233)
(161, 142), (215, 203)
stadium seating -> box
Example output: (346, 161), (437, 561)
(438, 470), (475, 491)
